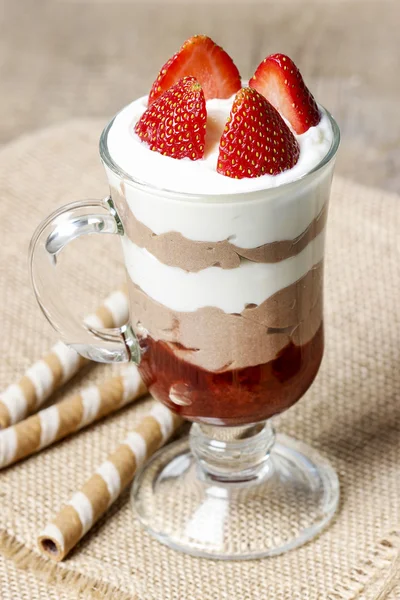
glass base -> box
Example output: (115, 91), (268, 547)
(131, 427), (339, 560)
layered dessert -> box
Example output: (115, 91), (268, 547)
(104, 36), (335, 425)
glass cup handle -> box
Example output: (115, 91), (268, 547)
(29, 197), (141, 364)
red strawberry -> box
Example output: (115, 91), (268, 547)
(249, 53), (320, 134)
(135, 76), (206, 160)
(148, 35), (241, 105)
(217, 87), (300, 179)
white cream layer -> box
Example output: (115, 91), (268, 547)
(117, 166), (331, 247)
(107, 95), (333, 196)
(122, 231), (325, 314)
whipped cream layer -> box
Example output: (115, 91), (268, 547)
(116, 192), (328, 271)
(106, 94), (333, 195)
(122, 231), (325, 314)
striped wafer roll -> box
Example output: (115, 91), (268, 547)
(0, 286), (129, 429)
(38, 403), (183, 561)
(0, 365), (146, 469)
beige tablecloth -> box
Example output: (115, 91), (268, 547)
(0, 120), (399, 599)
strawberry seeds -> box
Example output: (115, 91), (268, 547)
(135, 36), (321, 178)
(217, 88), (300, 179)
(135, 77), (207, 161)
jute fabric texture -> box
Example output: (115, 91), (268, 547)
(0, 120), (399, 599)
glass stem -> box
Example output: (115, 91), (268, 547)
(189, 421), (275, 484)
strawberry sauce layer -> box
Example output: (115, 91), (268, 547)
(137, 325), (324, 426)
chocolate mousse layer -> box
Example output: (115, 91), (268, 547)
(128, 262), (323, 371)
(111, 187), (327, 272)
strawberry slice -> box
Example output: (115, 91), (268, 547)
(217, 87), (299, 179)
(148, 35), (241, 105)
(135, 76), (206, 160)
(249, 53), (320, 134)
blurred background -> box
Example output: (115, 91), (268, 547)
(0, 3), (399, 596)
(1, 0), (399, 193)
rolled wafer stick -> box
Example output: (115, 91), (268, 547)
(0, 365), (146, 469)
(38, 403), (183, 561)
(0, 285), (129, 429)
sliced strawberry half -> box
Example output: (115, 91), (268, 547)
(135, 76), (206, 160)
(249, 53), (320, 134)
(217, 87), (299, 179)
(148, 35), (241, 105)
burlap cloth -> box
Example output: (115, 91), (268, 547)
(0, 120), (399, 599)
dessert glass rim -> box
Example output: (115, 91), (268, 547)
(99, 105), (340, 203)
